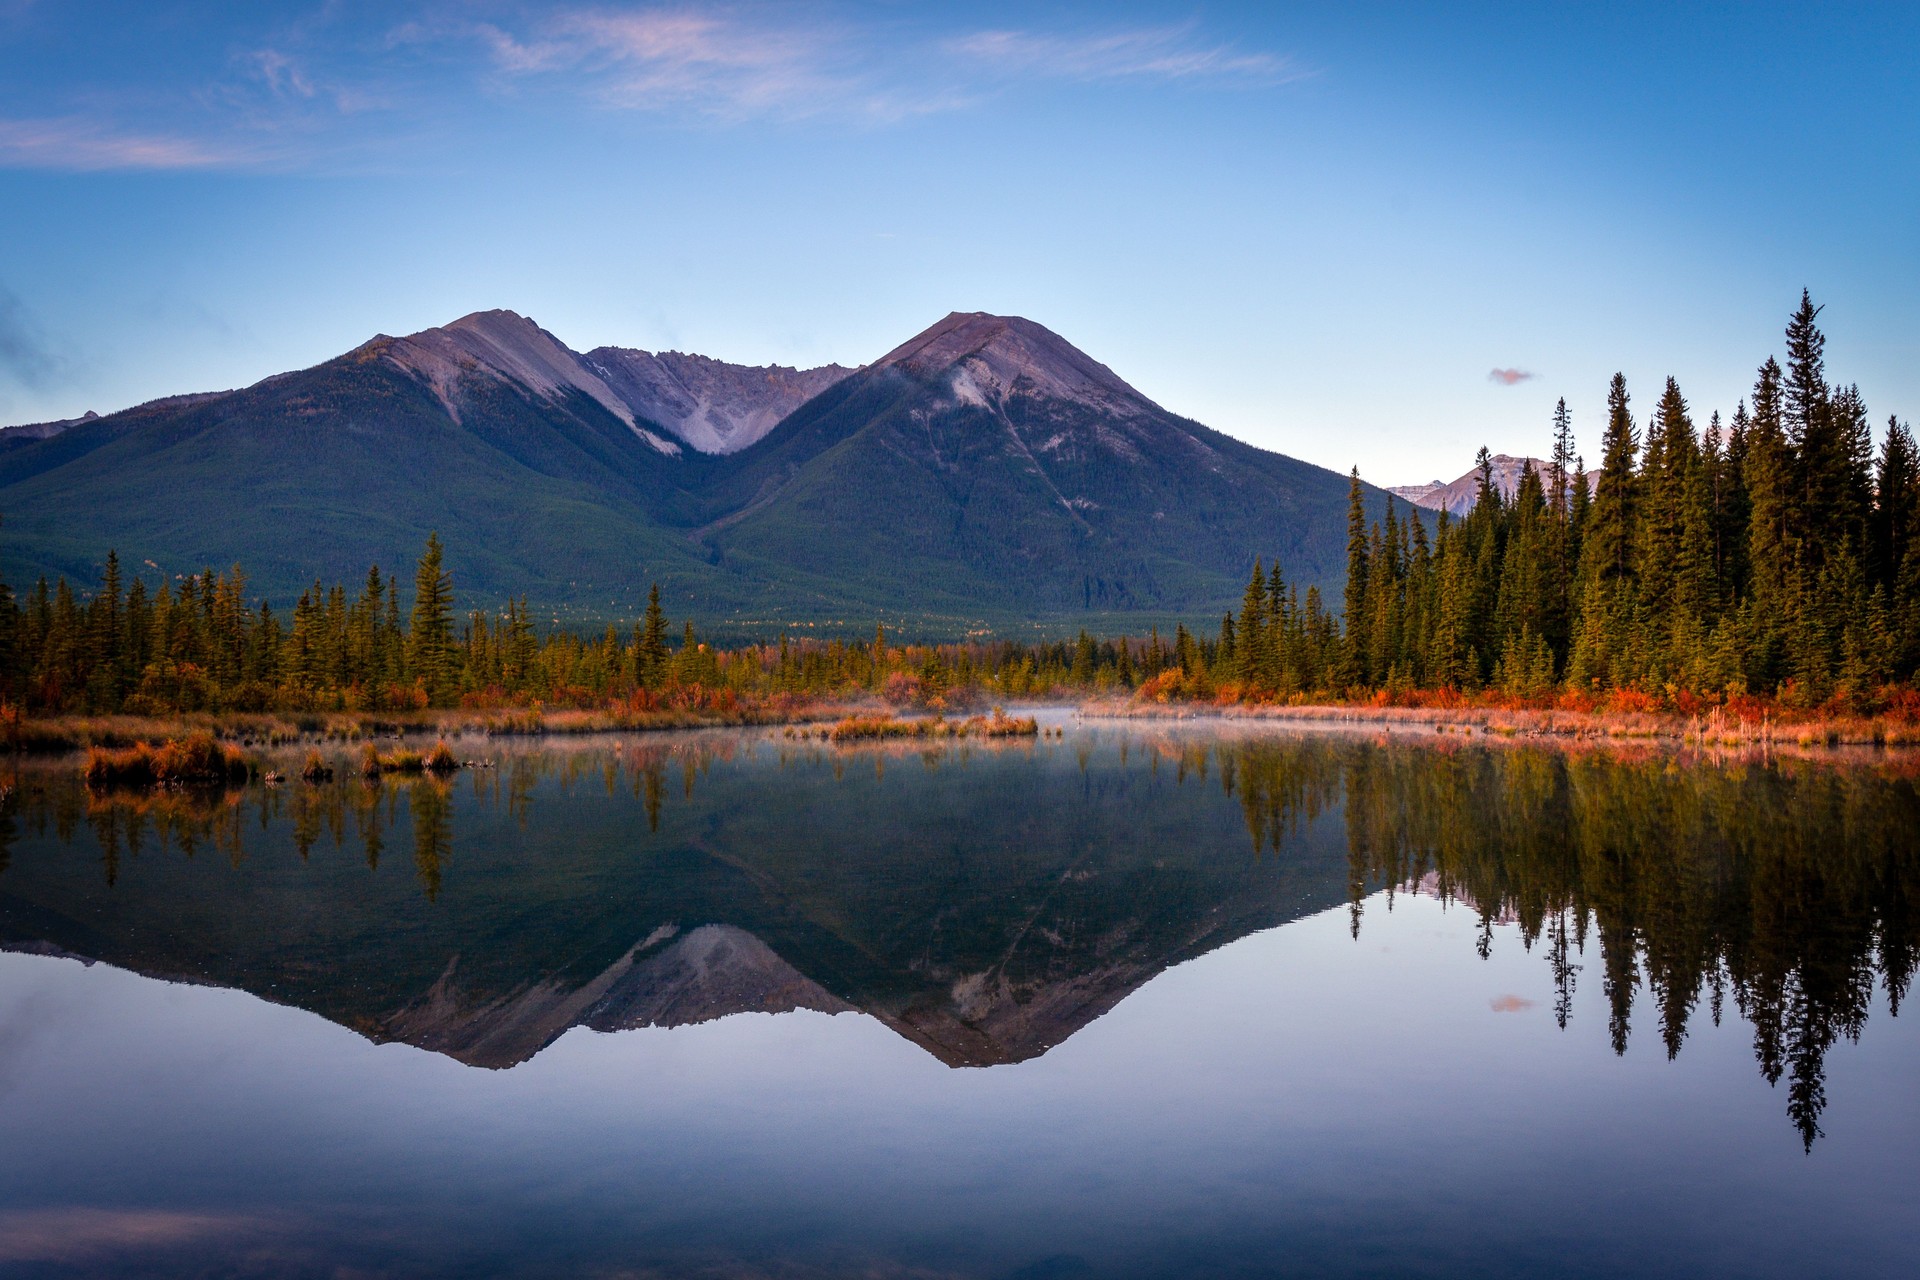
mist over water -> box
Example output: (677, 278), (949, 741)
(1, 721), (1917, 1277)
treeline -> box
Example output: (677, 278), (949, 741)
(1210, 292), (1919, 707)
(0, 532), (1198, 716)
(10, 293), (1911, 717)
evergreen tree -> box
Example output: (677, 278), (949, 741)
(1340, 470), (1370, 688)
(408, 533), (456, 705)
(1875, 418), (1918, 593)
(638, 583), (670, 688)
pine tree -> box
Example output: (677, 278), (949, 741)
(638, 583), (669, 688)
(408, 533), (456, 705)
(1340, 470), (1370, 688)
(1875, 418), (1918, 592)
(1549, 398), (1576, 516)
(1588, 374), (1640, 589)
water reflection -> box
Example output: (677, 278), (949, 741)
(5, 729), (1918, 1148)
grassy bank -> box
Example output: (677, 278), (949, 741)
(5, 696), (878, 756)
(1093, 695), (1920, 749)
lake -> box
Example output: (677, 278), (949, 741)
(2, 716), (1917, 1278)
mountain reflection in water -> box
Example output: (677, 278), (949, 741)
(3, 727), (1916, 1150)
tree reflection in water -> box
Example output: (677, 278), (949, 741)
(18, 730), (1920, 1148)
(1238, 737), (1919, 1150)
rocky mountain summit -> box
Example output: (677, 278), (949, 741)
(587, 346), (851, 454)
(360, 309), (852, 457)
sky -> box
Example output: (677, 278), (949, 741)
(0, 0), (1915, 485)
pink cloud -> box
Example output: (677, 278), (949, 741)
(1489, 994), (1537, 1013)
(0, 117), (241, 170)
(1488, 368), (1536, 387)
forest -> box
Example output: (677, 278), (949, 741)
(5, 293), (1914, 722)
(1217, 292), (1920, 711)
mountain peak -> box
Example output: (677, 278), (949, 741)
(874, 312), (1158, 417)
(366, 309), (698, 452)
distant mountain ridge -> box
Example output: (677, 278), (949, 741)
(1390, 453), (1593, 516)
(0, 307), (1387, 632)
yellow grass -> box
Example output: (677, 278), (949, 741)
(83, 733), (252, 788)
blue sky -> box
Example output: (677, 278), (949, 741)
(0, 1), (1914, 483)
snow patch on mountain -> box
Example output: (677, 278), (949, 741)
(588, 348), (852, 454)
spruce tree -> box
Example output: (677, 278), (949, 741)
(1340, 469), (1370, 688)
(638, 583), (669, 688)
(1588, 373), (1640, 588)
(1875, 418), (1918, 592)
(408, 532), (456, 705)
(1238, 559), (1267, 686)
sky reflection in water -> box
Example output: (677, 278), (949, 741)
(1, 722), (1917, 1278)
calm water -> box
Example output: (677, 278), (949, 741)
(1, 717), (1917, 1278)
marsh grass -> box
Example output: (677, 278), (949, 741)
(83, 733), (252, 789)
(300, 750), (334, 783)
(823, 709), (1039, 743)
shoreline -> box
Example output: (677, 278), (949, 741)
(13, 693), (1920, 763)
(1077, 698), (1920, 751)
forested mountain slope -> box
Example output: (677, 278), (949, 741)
(701, 312), (1363, 621)
(0, 309), (1379, 633)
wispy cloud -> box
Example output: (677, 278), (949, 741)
(247, 48), (317, 100)
(464, 7), (968, 122)
(455, 8), (1292, 123)
(0, 7), (1299, 168)
(947, 24), (1299, 85)
(1488, 368), (1536, 386)
(0, 116), (243, 170)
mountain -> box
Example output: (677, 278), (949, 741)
(586, 346), (851, 454)
(1389, 453), (1588, 516)
(693, 312), (1369, 621)
(0, 308), (1385, 633)
(0, 310), (714, 624)
(368, 309), (684, 455)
